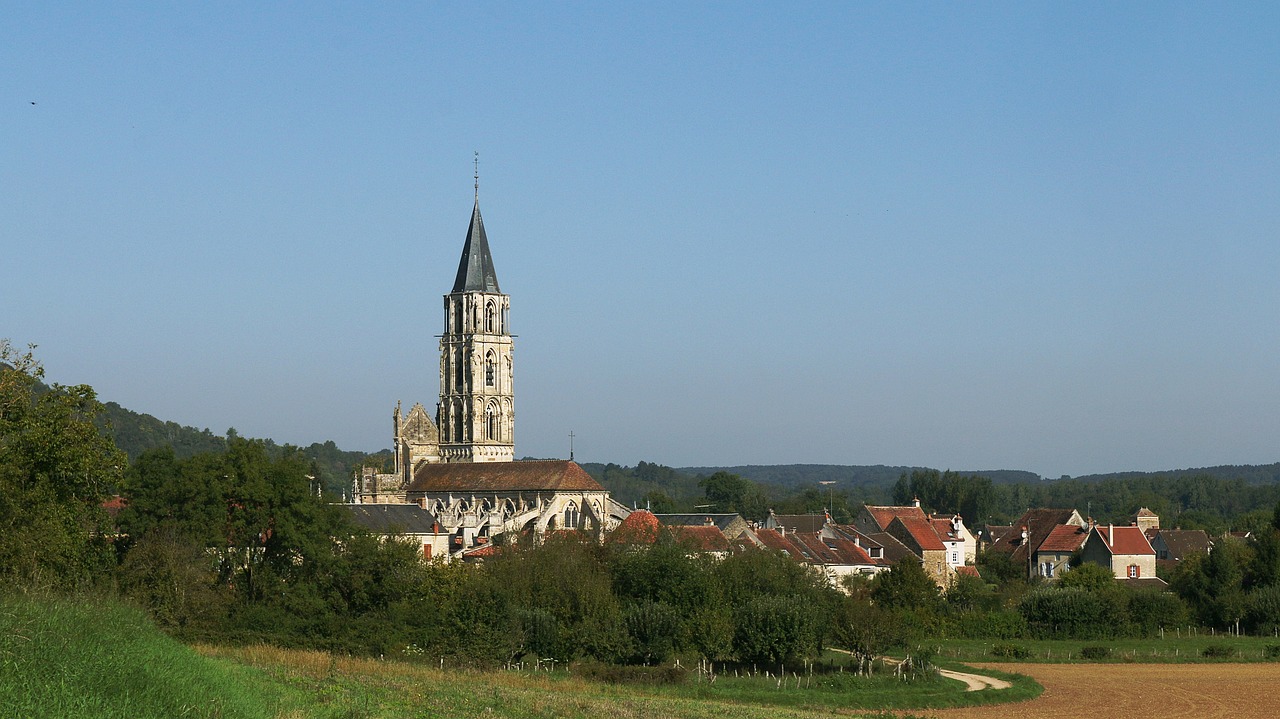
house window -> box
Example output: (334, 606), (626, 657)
(951, 552), (959, 565)
(1128, 564), (1140, 579)
(422, 544), (431, 560)
(1042, 561), (1054, 578)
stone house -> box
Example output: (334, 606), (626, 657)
(1080, 524), (1159, 581)
(1033, 524), (1089, 579)
(341, 503), (452, 560)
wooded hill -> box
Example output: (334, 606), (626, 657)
(82, 380), (1280, 530)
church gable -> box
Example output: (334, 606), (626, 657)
(402, 402), (438, 445)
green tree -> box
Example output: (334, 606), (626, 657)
(870, 559), (940, 612)
(0, 341), (125, 589)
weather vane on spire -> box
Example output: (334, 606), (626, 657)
(473, 151), (479, 201)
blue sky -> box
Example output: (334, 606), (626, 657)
(4, 3), (1278, 478)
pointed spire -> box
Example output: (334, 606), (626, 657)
(452, 187), (501, 293)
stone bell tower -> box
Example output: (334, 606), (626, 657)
(436, 181), (514, 463)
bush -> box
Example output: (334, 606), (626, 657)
(989, 642), (1031, 659)
(1201, 644), (1235, 659)
(950, 610), (1027, 640)
(1264, 644), (1280, 660)
(1079, 645), (1111, 660)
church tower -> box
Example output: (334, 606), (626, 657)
(437, 191), (514, 463)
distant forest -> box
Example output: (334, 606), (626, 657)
(92, 386), (1280, 534)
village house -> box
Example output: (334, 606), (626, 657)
(1079, 522), (1161, 583)
(342, 504), (452, 560)
(987, 508), (1086, 579)
(853, 502), (958, 587)
(1147, 527), (1213, 569)
(753, 526), (882, 588)
(1033, 523), (1089, 579)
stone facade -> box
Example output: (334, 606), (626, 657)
(346, 189), (626, 557)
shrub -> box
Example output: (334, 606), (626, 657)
(1079, 645), (1111, 660)
(989, 642), (1031, 659)
(1264, 644), (1280, 660)
(1201, 644), (1235, 659)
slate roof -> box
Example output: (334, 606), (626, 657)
(452, 200), (501, 293)
(343, 504), (441, 534)
(1090, 525), (1155, 556)
(408, 460), (604, 493)
(768, 513), (828, 534)
(1148, 528), (1213, 561)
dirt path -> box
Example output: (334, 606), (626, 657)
(936, 667), (1012, 691)
(922, 663), (1280, 719)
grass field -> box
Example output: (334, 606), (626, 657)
(199, 644), (1042, 719)
(936, 633), (1280, 663)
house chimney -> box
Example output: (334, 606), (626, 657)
(1108, 524), (1114, 546)
(913, 496), (921, 509)
(704, 516), (714, 527)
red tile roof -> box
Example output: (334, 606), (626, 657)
(931, 518), (965, 542)
(668, 525), (730, 552)
(1038, 524), (1089, 553)
(1091, 525), (1155, 556)
(752, 529), (875, 567)
(891, 516), (946, 551)
(865, 505), (928, 531)
(408, 460), (604, 493)
(610, 509), (661, 544)
(956, 565), (981, 579)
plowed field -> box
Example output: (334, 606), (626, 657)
(925, 663), (1280, 719)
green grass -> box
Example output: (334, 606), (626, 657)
(203, 644), (1041, 718)
(0, 593), (1040, 719)
(0, 594), (300, 719)
(937, 633), (1280, 663)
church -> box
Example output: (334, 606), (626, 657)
(347, 182), (627, 558)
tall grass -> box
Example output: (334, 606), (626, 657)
(0, 594), (293, 719)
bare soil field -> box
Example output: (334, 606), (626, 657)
(924, 663), (1280, 719)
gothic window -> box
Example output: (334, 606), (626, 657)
(485, 350), (495, 387)
(564, 502), (580, 529)
(453, 300), (463, 334)
(485, 301), (496, 333)
(455, 349), (465, 390)
(452, 400), (463, 442)
(486, 403), (499, 441)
